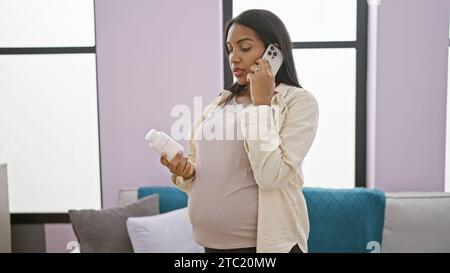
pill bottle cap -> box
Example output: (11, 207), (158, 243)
(145, 129), (158, 143)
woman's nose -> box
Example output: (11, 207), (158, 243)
(230, 53), (240, 65)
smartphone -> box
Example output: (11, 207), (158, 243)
(261, 43), (284, 76)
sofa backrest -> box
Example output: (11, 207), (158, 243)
(382, 192), (450, 253)
(303, 187), (385, 253)
(138, 186), (188, 213)
(136, 186), (386, 253)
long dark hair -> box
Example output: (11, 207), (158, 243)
(224, 9), (301, 94)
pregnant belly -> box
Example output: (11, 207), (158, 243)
(188, 182), (258, 239)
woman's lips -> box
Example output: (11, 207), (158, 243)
(233, 69), (245, 77)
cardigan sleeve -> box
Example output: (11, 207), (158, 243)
(240, 89), (319, 192)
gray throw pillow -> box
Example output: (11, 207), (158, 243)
(69, 194), (159, 253)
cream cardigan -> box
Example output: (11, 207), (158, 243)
(171, 83), (319, 253)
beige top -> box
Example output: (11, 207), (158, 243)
(188, 96), (258, 249)
(171, 83), (319, 253)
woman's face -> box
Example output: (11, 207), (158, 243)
(226, 23), (266, 85)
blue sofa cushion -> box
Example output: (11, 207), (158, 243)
(138, 186), (188, 214)
(303, 187), (385, 253)
(137, 186), (385, 253)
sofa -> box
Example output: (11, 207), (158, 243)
(0, 163), (11, 253)
(118, 186), (450, 253)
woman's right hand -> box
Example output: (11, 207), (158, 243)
(160, 152), (195, 180)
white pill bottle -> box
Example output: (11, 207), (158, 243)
(145, 129), (184, 162)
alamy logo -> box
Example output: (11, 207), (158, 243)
(169, 97), (281, 152)
(66, 241), (80, 253)
(366, 241), (381, 253)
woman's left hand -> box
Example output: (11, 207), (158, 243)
(247, 58), (275, 106)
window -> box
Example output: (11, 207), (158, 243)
(0, 0), (101, 221)
(225, 0), (367, 188)
(0, 0), (95, 47)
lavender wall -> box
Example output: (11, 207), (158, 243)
(44, 224), (77, 253)
(95, 0), (222, 208)
(372, 0), (450, 191)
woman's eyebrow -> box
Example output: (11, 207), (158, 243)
(226, 38), (254, 45)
